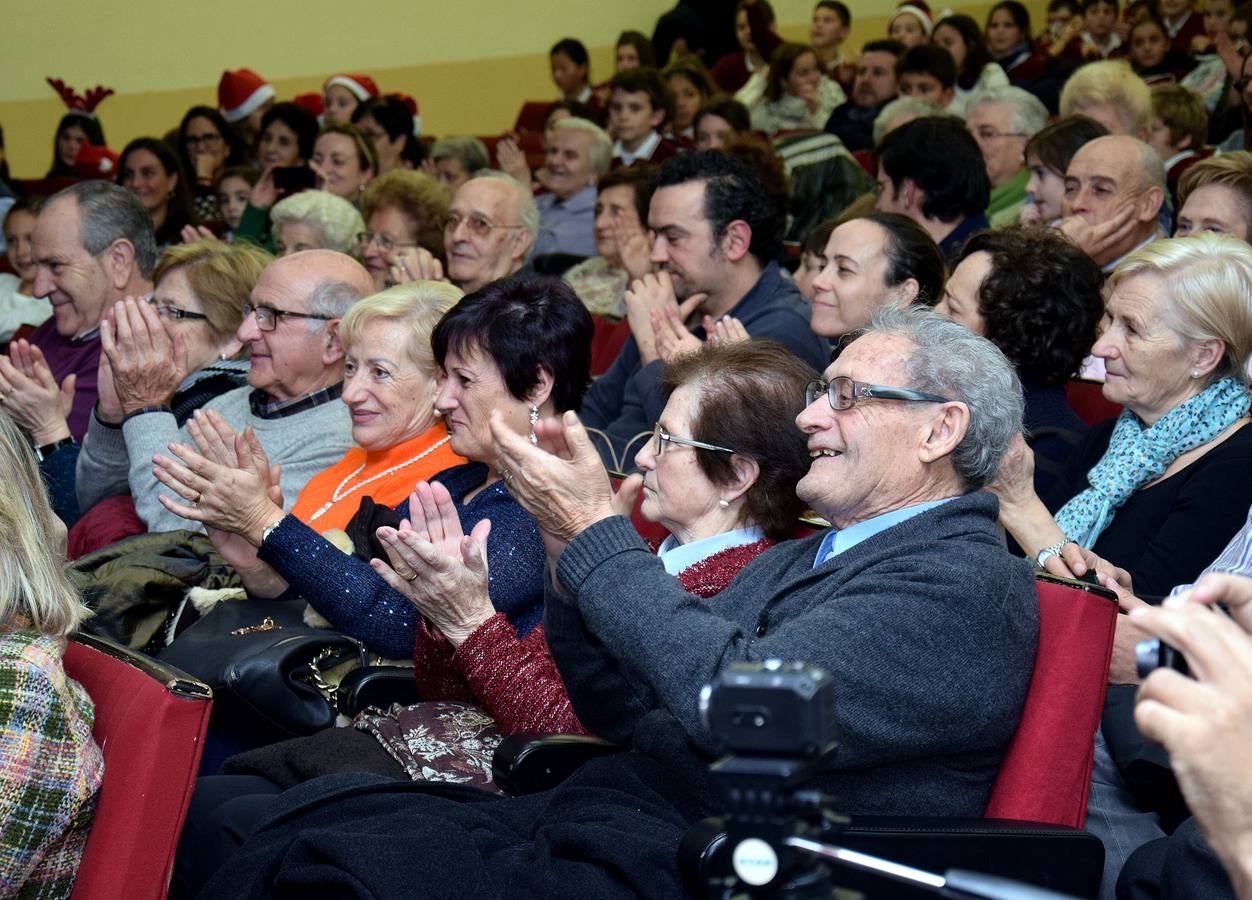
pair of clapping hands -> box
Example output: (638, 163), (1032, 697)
(623, 270), (749, 366)
(368, 409), (644, 644)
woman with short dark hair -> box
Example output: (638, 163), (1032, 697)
(936, 225), (1104, 492)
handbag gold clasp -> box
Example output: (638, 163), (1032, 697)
(230, 616), (281, 636)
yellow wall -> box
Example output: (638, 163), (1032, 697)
(1, 0), (1037, 178)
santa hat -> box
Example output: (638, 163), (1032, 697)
(891, 1), (934, 35)
(324, 73), (380, 103)
(218, 68), (276, 123)
(388, 92), (422, 136)
(74, 143), (120, 180)
(292, 92), (325, 119)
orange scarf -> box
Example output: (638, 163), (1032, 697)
(290, 424), (466, 533)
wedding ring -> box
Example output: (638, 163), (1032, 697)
(191, 491), (201, 504)
(501, 469), (513, 483)
(403, 571), (419, 582)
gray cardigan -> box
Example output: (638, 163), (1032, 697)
(546, 491), (1039, 817)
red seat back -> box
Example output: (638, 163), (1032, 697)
(1065, 379), (1122, 427)
(590, 315), (633, 377)
(514, 101), (554, 135)
(66, 633), (211, 899)
(984, 574), (1117, 828)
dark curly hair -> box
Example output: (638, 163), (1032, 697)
(959, 226), (1104, 385)
(660, 340), (817, 540)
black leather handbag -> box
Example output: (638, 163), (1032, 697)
(157, 596), (367, 736)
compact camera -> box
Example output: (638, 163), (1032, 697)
(1135, 638), (1190, 678)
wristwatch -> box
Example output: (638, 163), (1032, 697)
(1035, 538), (1071, 568)
(33, 437), (76, 462)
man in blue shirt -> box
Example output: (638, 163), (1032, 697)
(581, 150), (829, 468)
(531, 119), (610, 260)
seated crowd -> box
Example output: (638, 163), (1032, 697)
(6, 0), (1252, 897)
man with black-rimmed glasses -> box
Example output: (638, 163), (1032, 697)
(76, 250), (371, 534)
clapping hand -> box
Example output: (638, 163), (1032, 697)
(0, 340), (75, 444)
(99, 297), (188, 416)
(387, 246), (446, 286)
(490, 409), (617, 564)
(370, 481), (496, 646)
(153, 417), (284, 546)
(624, 272), (705, 364)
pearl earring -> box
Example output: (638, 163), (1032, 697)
(718, 499), (729, 509)
(1191, 370), (1202, 379)
(529, 404), (540, 445)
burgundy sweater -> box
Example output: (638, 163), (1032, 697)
(29, 319), (99, 441)
(410, 538), (775, 735)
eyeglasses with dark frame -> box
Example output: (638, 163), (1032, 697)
(442, 212), (527, 237)
(241, 302), (334, 332)
(184, 132), (224, 148)
(651, 423), (737, 456)
(146, 296), (209, 322)
(805, 376), (950, 410)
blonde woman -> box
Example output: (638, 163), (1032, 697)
(0, 412), (102, 896)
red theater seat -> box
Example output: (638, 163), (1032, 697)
(67, 632), (212, 900)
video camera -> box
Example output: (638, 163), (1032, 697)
(691, 661), (1080, 900)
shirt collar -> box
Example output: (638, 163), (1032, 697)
(613, 130), (661, 166)
(813, 498), (955, 567)
(249, 381), (344, 420)
(658, 525), (767, 575)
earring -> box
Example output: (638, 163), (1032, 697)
(718, 499), (729, 509)
(1191, 370), (1202, 379)
(529, 404), (539, 445)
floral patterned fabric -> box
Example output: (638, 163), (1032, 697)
(354, 702), (505, 792)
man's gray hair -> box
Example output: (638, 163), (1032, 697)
(306, 279), (369, 332)
(469, 170), (540, 245)
(865, 305), (1024, 490)
(51, 181), (158, 279)
(430, 136), (489, 175)
(966, 86), (1049, 138)
(552, 117), (614, 176)
(872, 97), (943, 147)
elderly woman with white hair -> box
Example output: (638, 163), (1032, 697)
(269, 190), (365, 257)
(531, 117), (613, 261)
(964, 85), (1050, 226)
(994, 232), (1252, 599)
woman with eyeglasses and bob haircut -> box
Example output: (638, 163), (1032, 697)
(167, 338), (814, 869)
(63, 240), (271, 534)
(358, 169), (451, 291)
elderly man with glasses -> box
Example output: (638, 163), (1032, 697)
(176, 307), (1041, 898)
(75, 249), (372, 535)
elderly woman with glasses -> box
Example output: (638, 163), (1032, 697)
(65, 240), (270, 532)
(358, 170), (451, 290)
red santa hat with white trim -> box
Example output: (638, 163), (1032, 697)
(324, 73), (380, 103)
(890, 0), (934, 35)
(218, 68), (276, 123)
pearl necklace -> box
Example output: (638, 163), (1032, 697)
(308, 435), (452, 522)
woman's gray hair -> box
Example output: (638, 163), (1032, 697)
(865, 305), (1024, 490)
(965, 85), (1049, 138)
(270, 190), (365, 255)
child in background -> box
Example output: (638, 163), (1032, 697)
(0, 198), (53, 343)
(216, 166), (258, 238)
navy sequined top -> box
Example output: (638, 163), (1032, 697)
(257, 462), (546, 659)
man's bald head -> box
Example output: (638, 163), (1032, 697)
(1063, 135), (1164, 265)
(273, 249), (375, 319)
